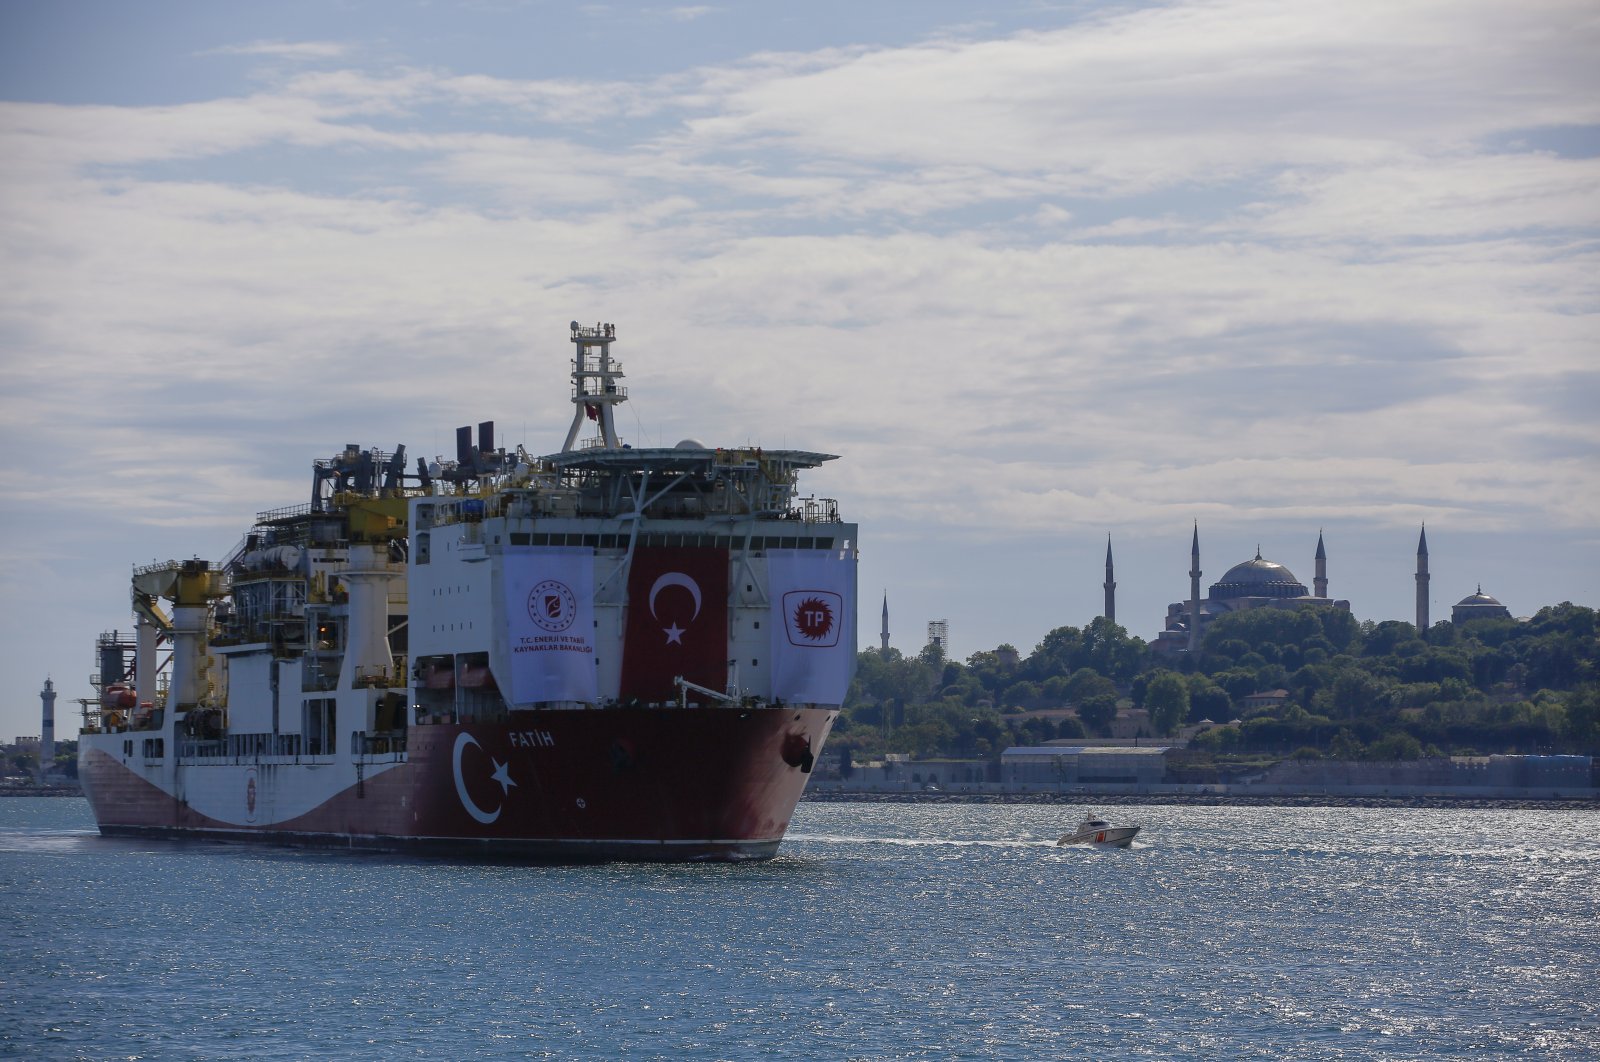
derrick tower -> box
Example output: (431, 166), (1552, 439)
(562, 322), (628, 452)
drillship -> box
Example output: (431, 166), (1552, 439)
(77, 322), (857, 861)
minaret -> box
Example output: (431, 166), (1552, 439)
(880, 593), (890, 652)
(1314, 530), (1328, 599)
(1188, 523), (1202, 652)
(1103, 536), (1116, 623)
(1415, 524), (1430, 632)
(39, 678), (56, 783)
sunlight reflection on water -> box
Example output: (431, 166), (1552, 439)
(2, 797), (1596, 1060)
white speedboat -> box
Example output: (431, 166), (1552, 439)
(1057, 814), (1140, 848)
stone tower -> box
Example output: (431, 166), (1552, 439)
(39, 677), (56, 783)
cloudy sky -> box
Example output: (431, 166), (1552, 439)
(1, 0), (1596, 740)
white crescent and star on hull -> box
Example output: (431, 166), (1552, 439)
(452, 731), (517, 824)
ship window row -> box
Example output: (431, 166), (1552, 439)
(506, 532), (836, 550)
(229, 733), (273, 758)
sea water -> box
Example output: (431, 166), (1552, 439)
(1, 798), (1595, 1060)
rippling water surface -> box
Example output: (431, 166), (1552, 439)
(2, 798), (1596, 1059)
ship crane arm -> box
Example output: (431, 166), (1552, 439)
(674, 676), (739, 706)
(131, 589), (172, 632)
(130, 566), (181, 632)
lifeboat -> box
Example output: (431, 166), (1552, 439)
(101, 684), (136, 710)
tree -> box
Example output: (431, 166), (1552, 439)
(1366, 732), (1424, 761)
(1146, 671), (1190, 736)
(1076, 616), (1147, 682)
(1000, 680), (1043, 710)
(1331, 670), (1385, 717)
(1213, 668), (1259, 703)
(848, 648), (938, 712)
(1565, 685), (1600, 751)
(1067, 668), (1117, 703)
(1187, 675), (1232, 722)
(1076, 694), (1119, 734)
(1330, 728), (1364, 759)
(1055, 716), (1087, 740)
(1024, 625), (1084, 682)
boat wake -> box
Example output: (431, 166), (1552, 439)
(0, 827), (100, 854)
(791, 833), (1071, 849)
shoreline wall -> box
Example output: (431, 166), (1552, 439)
(807, 778), (1599, 803)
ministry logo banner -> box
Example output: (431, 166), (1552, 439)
(503, 546), (598, 704)
(768, 548), (857, 706)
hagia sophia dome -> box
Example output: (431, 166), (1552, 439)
(1151, 530), (1342, 655)
(1208, 550), (1308, 601)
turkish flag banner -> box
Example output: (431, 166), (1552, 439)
(620, 546), (729, 703)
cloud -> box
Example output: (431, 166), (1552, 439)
(1251, 154), (1600, 241)
(676, 1), (1600, 198)
(202, 40), (350, 61)
(0, 0), (1595, 725)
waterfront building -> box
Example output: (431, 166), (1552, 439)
(999, 745), (1171, 786)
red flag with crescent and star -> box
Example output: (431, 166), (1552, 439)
(620, 546), (728, 703)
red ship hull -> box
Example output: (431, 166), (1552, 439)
(79, 706), (834, 862)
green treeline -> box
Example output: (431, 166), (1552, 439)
(837, 603), (1599, 764)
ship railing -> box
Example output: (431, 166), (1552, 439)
(352, 665), (402, 689)
(570, 381), (628, 400)
(178, 739), (227, 761)
(133, 559), (222, 578)
(178, 733), (346, 766)
(429, 498), (490, 527)
(791, 496), (841, 523)
(354, 731), (408, 760)
(220, 535), (251, 573)
(256, 502), (314, 524)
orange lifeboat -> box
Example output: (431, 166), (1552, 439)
(101, 684), (136, 710)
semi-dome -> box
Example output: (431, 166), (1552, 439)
(1208, 549), (1308, 601)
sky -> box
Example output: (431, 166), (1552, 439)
(1, 0), (1596, 742)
